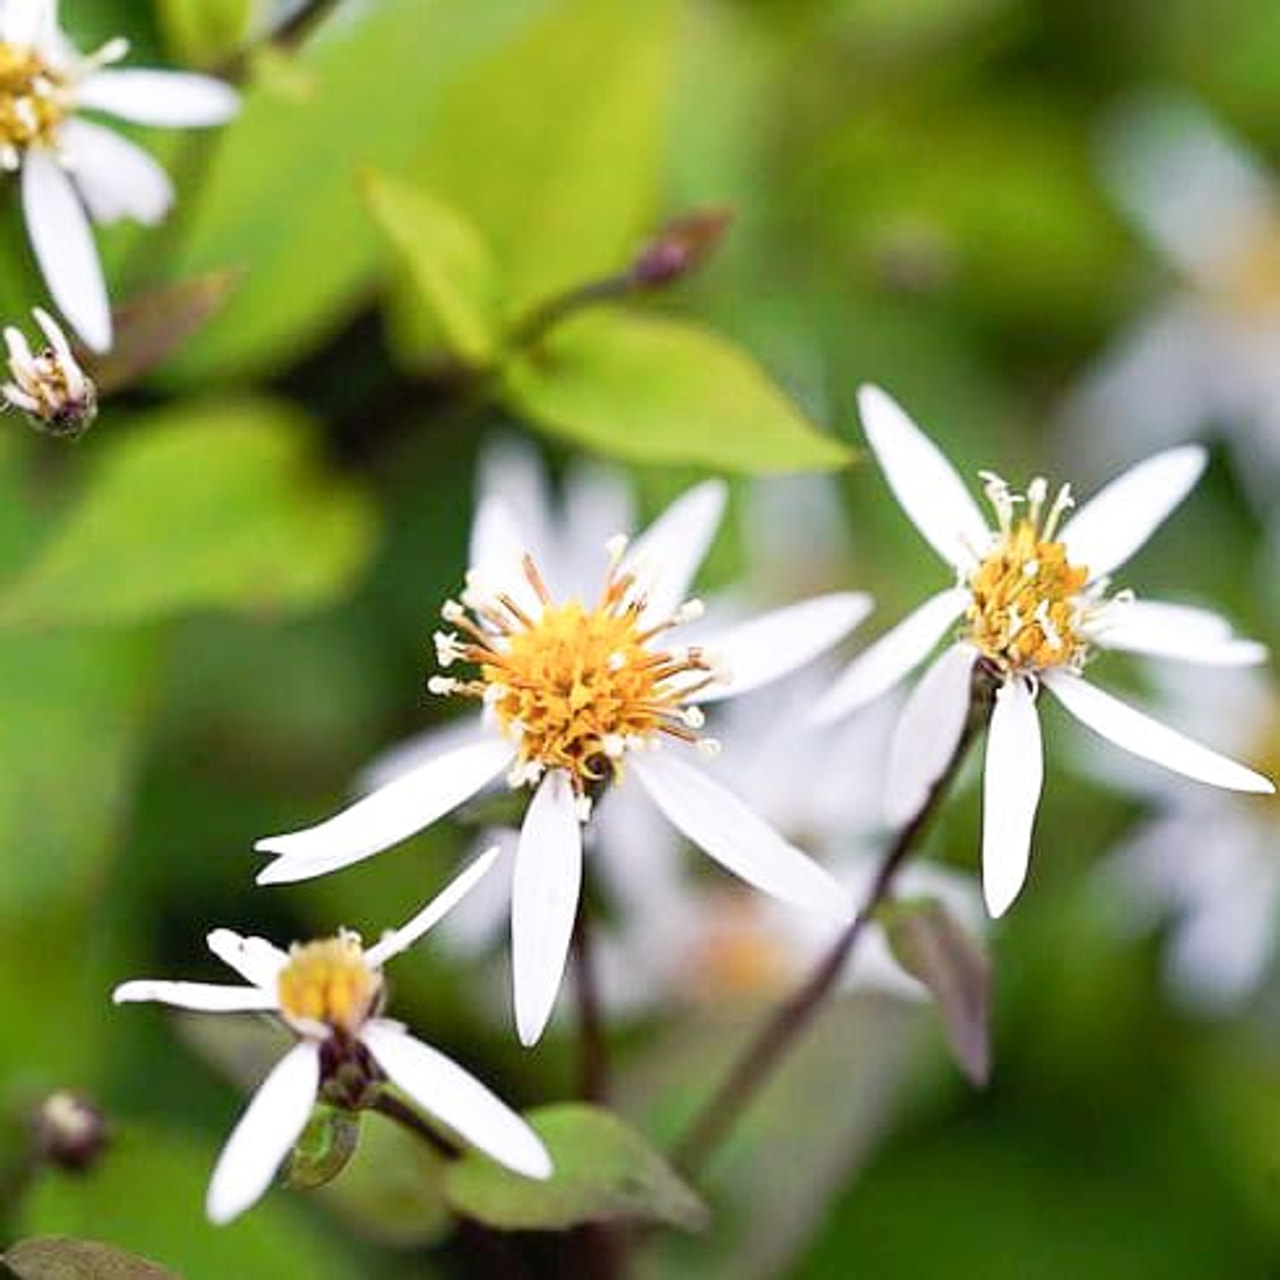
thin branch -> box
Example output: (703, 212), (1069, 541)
(369, 1089), (460, 1162)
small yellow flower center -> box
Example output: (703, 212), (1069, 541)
(1216, 218), (1280, 317)
(276, 934), (382, 1036)
(433, 549), (716, 795)
(0, 43), (67, 155)
(965, 475), (1091, 674)
(685, 895), (796, 1002)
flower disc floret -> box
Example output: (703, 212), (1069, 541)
(277, 933), (383, 1037)
(0, 43), (66, 160)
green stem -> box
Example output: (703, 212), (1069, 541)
(369, 1089), (460, 1162)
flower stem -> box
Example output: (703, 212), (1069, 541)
(671, 672), (993, 1179)
(574, 903), (609, 1103)
(370, 1089), (460, 1162)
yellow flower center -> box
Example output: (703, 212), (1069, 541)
(685, 895), (796, 1002)
(1216, 217), (1280, 317)
(0, 43), (67, 156)
(276, 934), (382, 1037)
(432, 548), (716, 796)
(965, 475), (1091, 674)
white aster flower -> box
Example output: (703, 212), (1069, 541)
(814, 384), (1273, 920)
(0, 0), (239, 352)
(1065, 98), (1280, 502)
(257, 450), (872, 1046)
(2, 304), (94, 435)
(112, 848), (551, 1225)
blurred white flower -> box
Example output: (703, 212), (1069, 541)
(256, 449), (872, 1045)
(1098, 667), (1280, 1015)
(1066, 98), (1280, 501)
(815, 385), (1272, 920)
(0, 0), (239, 351)
(2, 305), (94, 435)
(113, 848), (551, 1226)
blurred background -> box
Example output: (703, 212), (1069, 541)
(2, 0), (1280, 1276)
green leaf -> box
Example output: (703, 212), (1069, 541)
(156, 0), (252, 66)
(445, 1103), (707, 1233)
(879, 896), (991, 1085)
(504, 310), (853, 472)
(282, 1106), (361, 1191)
(420, 0), (677, 314)
(362, 170), (503, 366)
(0, 400), (378, 630)
(4, 1237), (177, 1280)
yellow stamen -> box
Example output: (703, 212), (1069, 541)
(0, 43), (67, 155)
(276, 934), (382, 1036)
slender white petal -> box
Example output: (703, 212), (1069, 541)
(631, 749), (852, 921)
(1088, 599), (1267, 666)
(1060, 446), (1206, 579)
(112, 980), (279, 1013)
(857, 385), (990, 571)
(206, 1042), (320, 1225)
(621, 481), (726, 622)
(22, 150), (110, 352)
(206, 931), (288, 990)
(358, 718), (488, 796)
(560, 459), (635, 584)
(982, 678), (1044, 918)
(1044, 671), (1274, 794)
(77, 70), (240, 127)
(1, 0), (53, 45)
(511, 771), (582, 1046)
(61, 120), (173, 225)
(468, 494), (543, 621)
(693, 592), (873, 704)
(361, 1022), (551, 1178)
(811, 587), (968, 724)
(255, 737), (515, 883)
(365, 845), (503, 968)
(884, 644), (976, 826)
(476, 439), (558, 580)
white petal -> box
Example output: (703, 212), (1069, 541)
(630, 749), (852, 921)
(475, 439), (559, 579)
(255, 737), (515, 883)
(810, 587), (968, 724)
(205, 1041), (320, 1225)
(1044, 671), (1274, 794)
(561, 460), (635, 574)
(2, 0), (54, 46)
(358, 718), (489, 796)
(1059, 446), (1206, 579)
(61, 120), (172, 225)
(884, 644), (976, 826)
(365, 844), (503, 968)
(1088, 599), (1267, 666)
(361, 1021), (551, 1178)
(435, 829), (519, 956)
(621, 481), (726, 622)
(511, 771), (582, 1046)
(468, 494), (544, 620)
(857, 385), (990, 571)
(205, 930), (288, 990)
(112, 980), (279, 1014)
(22, 150), (110, 352)
(694, 592), (873, 704)
(77, 70), (240, 128)
(981, 678), (1043, 918)
(1168, 887), (1278, 1014)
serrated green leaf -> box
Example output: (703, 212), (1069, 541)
(4, 1237), (177, 1280)
(0, 400), (378, 630)
(445, 1103), (707, 1233)
(283, 1106), (361, 1191)
(504, 310), (853, 472)
(879, 896), (991, 1085)
(362, 170), (502, 366)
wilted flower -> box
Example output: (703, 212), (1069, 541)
(2, 306), (95, 436)
(815, 385), (1273, 919)
(113, 849), (551, 1225)
(256, 452), (872, 1045)
(0, 0), (238, 351)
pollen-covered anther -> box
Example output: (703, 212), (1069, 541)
(0, 43), (69, 153)
(965, 475), (1090, 674)
(276, 933), (383, 1037)
(435, 548), (717, 793)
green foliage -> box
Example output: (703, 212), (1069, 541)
(445, 1104), (707, 1232)
(155, 0), (253, 65)
(282, 1105), (361, 1191)
(4, 1237), (177, 1280)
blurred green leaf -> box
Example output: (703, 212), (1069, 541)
(4, 1237), (176, 1280)
(282, 1105), (361, 1191)
(879, 896), (991, 1086)
(421, 0), (676, 314)
(504, 310), (853, 471)
(362, 170), (503, 366)
(156, 0), (252, 66)
(0, 400), (378, 630)
(445, 1103), (707, 1233)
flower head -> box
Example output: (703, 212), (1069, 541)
(0, 0), (238, 351)
(2, 306), (95, 436)
(112, 849), (552, 1225)
(256, 448), (872, 1044)
(816, 385), (1273, 919)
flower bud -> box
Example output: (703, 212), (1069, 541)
(33, 1090), (109, 1174)
(631, 208), (732, 288)
(3, 308), (98, 439)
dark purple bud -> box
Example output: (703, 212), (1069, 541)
(631, 208), (733, 288)
(33, 1090), (109, 1174)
